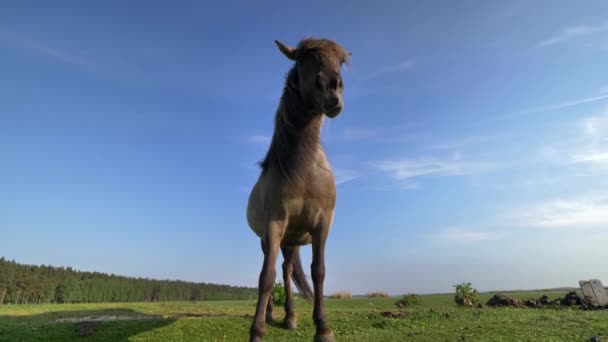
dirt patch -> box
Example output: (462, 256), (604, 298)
(57, 315), (158, 323)
(173, 312), (253, 318)
(379, 311), (409, 319)
(75, 321), (99, 337)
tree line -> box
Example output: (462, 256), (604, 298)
(0, 257), (257, 304)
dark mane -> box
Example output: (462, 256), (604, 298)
(258, 65), (323, 175)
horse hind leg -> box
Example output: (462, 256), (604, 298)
(281, 246), (297, 330)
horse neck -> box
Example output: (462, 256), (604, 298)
(264, 92), (325, 176)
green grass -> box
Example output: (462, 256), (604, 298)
(1, 291), (607, 341)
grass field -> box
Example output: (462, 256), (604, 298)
(1, 291), (607, 341)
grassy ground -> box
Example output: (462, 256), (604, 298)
(1, 291), (607, 341)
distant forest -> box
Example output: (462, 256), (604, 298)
(0, 257), (257, 304)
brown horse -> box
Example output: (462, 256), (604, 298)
(246, 37), (350, 342)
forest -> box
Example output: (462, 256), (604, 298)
(0, 257), (257, 304)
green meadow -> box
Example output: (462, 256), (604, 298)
(1, 291), (607, 341)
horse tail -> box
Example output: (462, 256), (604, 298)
(290, 247), (313, 303)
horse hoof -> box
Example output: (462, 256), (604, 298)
(249, 335), (263, 342)
(314, 331), (335, 342)
(284, 319), (297, 331)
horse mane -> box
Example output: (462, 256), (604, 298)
(258, 65), (323, 176)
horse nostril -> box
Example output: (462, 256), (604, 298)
(328, 97), (340, 107)
(329, 78), (339, 90)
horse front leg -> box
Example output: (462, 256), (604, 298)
(311, 222), (334, 342)
(281, 246), (297, 330)
(249, 220), (284, 342)
(260, 241), (275, 324)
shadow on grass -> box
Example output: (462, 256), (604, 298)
(0, 308), (176, 342)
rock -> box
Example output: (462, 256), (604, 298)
(486, 294), (524, 308)
(580, 280), (608, 307)
(523, 299), (541, 308)
(539, 295), (550, 305)
(561, 291), (582, 306)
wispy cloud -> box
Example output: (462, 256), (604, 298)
(484, 93), (608, 125)
(334, 169), (361, 185)
(246, 135), (271, 145)
(1, 30), (93, 67)
(537, 109), (608, 165)
(371, 157), (496, 180)
(513, 93), (608, 117)
(582, 110), (608, 138)
(339, 128), (379, 141)
(400, 182), (419, 190)
(364, 60), (415, 80)
(0, 29), (134, 83)
(514, 194), (608, 229)
(425, 136), (493, 151)
(539, 23), (608, 47)
(426, 227), (507, 242)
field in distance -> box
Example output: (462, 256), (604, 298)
(1, 291), (607, 341)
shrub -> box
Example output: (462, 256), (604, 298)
(395, 293), (422, 308)
(271, 282), (285, 306)
(329, 291), (352, 299)
(453, 282), (481, 307)
(366, 291), (390, 298)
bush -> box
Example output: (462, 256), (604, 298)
(453, 282), (481, 307)
(329, 291), (352, 299)
(366, 291), (389, 298)
(395, 293), (422, 308)
(271, 282), (285, 306)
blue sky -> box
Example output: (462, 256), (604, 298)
(1, 1), (608, 294)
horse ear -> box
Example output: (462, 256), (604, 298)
(274, 40), (297, 60)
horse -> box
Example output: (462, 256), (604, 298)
(246, 37), (351, 342)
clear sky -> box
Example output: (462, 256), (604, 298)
(1, 1), (608, 295)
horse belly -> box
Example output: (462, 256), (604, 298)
(282, 224), (313, 246)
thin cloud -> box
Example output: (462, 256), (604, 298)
(511, 93), (608, 117)
(537, 109), (608, 166)
(247, 135), (271, 145)
(340, 128), (379, 141)
(364, 60), (415, 80)
(427, 227), (507, 242)
(370, 157), (496, 180)
(483, 93), (608, 125)
(334, 169), (361, 185)
(514, 195), (608, 229)
(400, 182), (419, 190)
(571, 151), (608, 163)
(538, 144), (608, 165)
(0, 29), (146, 84)
(0, 30), (93, 67)
(335, 122), (427, 143)
(425, 136), (493, 151)
(539, 23), (608, 47)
